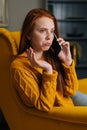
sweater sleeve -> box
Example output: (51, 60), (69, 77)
(61, 60), (79, 96)
(10, 63), (58, 112)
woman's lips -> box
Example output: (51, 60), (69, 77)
(44, 43), (51, 46)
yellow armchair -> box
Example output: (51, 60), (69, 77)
(0, 28), (87, 130)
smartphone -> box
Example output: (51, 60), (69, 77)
(51, 33), (62, 55)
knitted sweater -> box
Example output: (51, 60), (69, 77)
(10, 52), (79, 111)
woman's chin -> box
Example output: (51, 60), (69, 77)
(43, 46), (50, 51)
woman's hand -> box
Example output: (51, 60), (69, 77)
(26, 47), (52, 74)
(58, 38), (72, 66)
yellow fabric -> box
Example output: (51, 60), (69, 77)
(0, 28), (87, 130)
(11, 31), (21, 51)
(10, 51), (78, 111)
(79, 78), (87, 94)
(0, 28), (19, 56)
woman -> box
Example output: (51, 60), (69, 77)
(10, 8), (80, 111)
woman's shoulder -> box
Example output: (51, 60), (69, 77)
(11, 52), (30, 69)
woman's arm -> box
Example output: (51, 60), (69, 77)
(56, 38), (79, 96)
(62, 60), (79, 96)
(10, 61), (58, 111)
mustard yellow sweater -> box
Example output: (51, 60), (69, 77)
(10, 52), (79, 111)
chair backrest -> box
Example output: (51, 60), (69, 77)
(0, 28), (20, 105)
(0, 28), (20, 71)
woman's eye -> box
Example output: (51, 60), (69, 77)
(51, 30), (54, 34)
(40, 30), (45, 33)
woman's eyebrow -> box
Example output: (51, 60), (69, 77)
(36, 23), (55, 29)
(39, 26), (55, 30)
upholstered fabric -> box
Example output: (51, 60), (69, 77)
(0, 28), (87, 130)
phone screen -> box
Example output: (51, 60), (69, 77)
(51, 33), (62, 55)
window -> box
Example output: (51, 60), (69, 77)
(0, 0), (7, 27)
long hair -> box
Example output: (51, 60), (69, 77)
(18, 8), (59, 54)
(18, 8), (65, 94)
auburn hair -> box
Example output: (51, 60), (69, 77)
(18, 8), (65, 94)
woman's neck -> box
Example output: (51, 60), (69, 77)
(34, 51), (44, 59)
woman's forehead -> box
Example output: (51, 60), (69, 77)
(35, 17), (55, 29)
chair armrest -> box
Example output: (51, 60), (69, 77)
(17, 101), (87, 125)
(78, 78), (87, 94)
(10, 85), (87, 126)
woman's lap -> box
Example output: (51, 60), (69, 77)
(71, 91), (87, 106)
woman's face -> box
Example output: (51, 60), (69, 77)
(29, 17), (55, 52)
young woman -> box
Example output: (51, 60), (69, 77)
(10, 8), (85, 112)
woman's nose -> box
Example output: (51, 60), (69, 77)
(46, 33), (51, 40)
